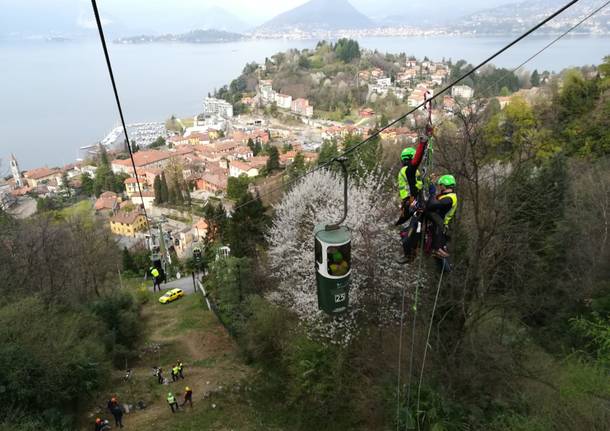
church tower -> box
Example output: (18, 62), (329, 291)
(10, 154), (22, 187)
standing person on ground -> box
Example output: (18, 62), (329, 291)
(107, 396), (124, 428)
(177, 360), (184, 379)
(425, 174), (458, 258)
(150, 266), (161, 292)
(167, 392), (179, 413)
(181, 386), (193, 408)
(171, 364), (179, 382)
(155, 366), (164, 384)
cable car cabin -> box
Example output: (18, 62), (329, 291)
(314, 224), (351, 315)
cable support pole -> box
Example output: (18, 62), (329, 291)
(91, 0), (154, 250)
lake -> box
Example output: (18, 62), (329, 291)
(1, 35), (608, 169)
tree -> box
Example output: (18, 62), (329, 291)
(154, 175), (163, 204)
(149, 136), (166, 149)
(225, 193), (269, 258)
(266, 146), (280, 172)
(318, 140), (339, 166)
(160, 173), (169, 203)
(531, 69), (541, 86)
(122, 246), (135, 272)
(334, 38), (361, 63)
(80, 173), (94, 196)
(227, 175), (252, 201)
(267, 169), (408, 341)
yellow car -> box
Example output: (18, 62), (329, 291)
(159, 288), (185, 304)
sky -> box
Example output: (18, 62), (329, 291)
(0, 0), (525, 36)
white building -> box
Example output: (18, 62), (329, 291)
(259, 80), (275, 104)
(275, 93), (293, 110)
(229, 160), (259, 178)
(451, 85), (474, 100)
(202, 97), (234, 118)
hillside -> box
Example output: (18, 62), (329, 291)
(257, 0), (373, 31)
(115, 29), (244, 44)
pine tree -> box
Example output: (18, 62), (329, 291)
(267, 146), (280, 172)
(531, 69), (541, 87)
(122, 247), (135, 272)
(154, 175), (163, 204)
(160, 173), (169, 203)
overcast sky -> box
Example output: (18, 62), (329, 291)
(0, 0), (533, 36)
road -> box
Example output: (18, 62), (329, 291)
(148, 274), (198, 295)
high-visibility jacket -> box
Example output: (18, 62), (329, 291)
(329, 260), (349, 276)
(439, 192), (458, 226)
(151, 268), (160, 278)
(172, 366), (180, 375)
(398, 167), (423, 200)
(167, 394), (176, 404)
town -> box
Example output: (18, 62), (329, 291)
(1, 45), (544, 267)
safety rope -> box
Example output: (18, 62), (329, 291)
(90, 0), (154, 250)
(395, 272), (409, 430)
(415, 262), (446, 431)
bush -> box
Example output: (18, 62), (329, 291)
(0, 297), (109, 427)
(89, 291), (143, 367)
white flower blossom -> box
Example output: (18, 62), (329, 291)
(267, 168), (422, 345)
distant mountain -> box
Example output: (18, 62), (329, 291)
(114, 29), (244, 45)
(450, 0), (610, 35)
(257, 0), (373, 32)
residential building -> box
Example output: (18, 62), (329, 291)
(359, 107), (375, 118)
(202, 97), (233, 118)
(193, 218), (209, 241)
(259, 80), (275, 103)
(95, 191), (120, 213)
(124, 177), (149, 197)
(275, 93), (293, 110)
(291, 98), (314, 117)
(23, 167), (61, 187)
(195, 173), (228, 193)
(109, 210), (147, 237)
(452, 85), (474, 100)
(229, 160), (260, 178)
(111, 150), (172, 174)
(131, 191), (156, 210)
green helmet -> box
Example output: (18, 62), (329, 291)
(438, 174), (456, 187)
(401, 147), (416, 161)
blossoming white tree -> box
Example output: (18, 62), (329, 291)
(267, 168), (421, 343)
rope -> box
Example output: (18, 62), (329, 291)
(395, 272), (408, 430)
(90, 0), (154, 249)
(415, 260), (446, 431)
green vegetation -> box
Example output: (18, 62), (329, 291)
(0, 210), (142, 430)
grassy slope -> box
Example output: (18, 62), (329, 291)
(80, 291), (272, 430)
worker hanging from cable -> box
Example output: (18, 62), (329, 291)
(396, 128), (432, 264)
(424, 174), (458, 259)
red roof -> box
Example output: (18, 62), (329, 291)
(24, 167), (60, 180)
(112, 150), (172, 168)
